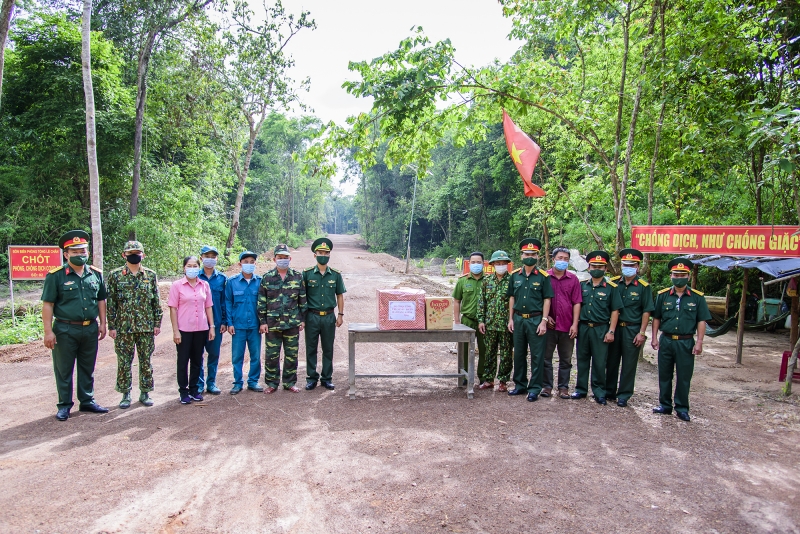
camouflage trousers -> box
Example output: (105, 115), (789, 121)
(264, 326), (299, 388)
(115, 332), (155, 393)
(482, 329), (513, 383)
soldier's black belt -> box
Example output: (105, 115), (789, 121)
(618, 321), (635, 327)
(662, 334), (694, 340)
(308, 309), (335, 316)
(580, 320), (608, 328)
(55, 318), (94, 326)
(514, 311), (542, 319)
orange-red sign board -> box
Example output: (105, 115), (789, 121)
(461, 260), (515, 275)
(8, 246), (62, 280)
(631, 226), (800, 258)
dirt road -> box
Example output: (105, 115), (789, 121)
(1, 234), (799, 533)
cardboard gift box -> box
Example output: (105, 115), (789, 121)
(425, 297), (454, 330)
(377, 288), (426, 330)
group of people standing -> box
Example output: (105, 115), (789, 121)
(41, 231), (346, 421)
(454, 238), (712, 422)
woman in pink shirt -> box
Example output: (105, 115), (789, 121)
(168, 256), (215, 404)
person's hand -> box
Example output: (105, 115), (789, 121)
(98, 324), (107, 340)
(299, 322), (305, 332)
(603, 331), (614, 343)
(208, 329), (215, 341)
(220, 324), (226, 335)
(633, 333), (646, 347)
(174, 332), (182, 345)
(109, 329), (117, 340)
(259, 324), (268, 334)
(336, 316), (343, 328)
(569, 324), (578, 339)
(547, 316), (556, 328)
(651, 337), (659, 351)
(154, 327), (161, 337)
(537, 321), (547, 336)
(44, 332), (57, 349)
(692, 340), (703, 355)
(478, 323), (486, 335)
(507, 318), (514, 333)
(228, 325), (235, 336)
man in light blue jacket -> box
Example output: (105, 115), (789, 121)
(224, 251), (263, 394)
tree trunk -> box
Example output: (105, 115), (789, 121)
(0, 0), (14, 111)
(82, 0), (103, 270)
(225, 126), (258, 254)
(751, 147), (766, 225)
(781, 335), (800, 396)
(610, 2), (633, 233)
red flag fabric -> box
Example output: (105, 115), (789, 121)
(502, 110), (545, 197)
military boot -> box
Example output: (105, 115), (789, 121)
(119, 392), (132, 409)
(139, 392), (154, 407)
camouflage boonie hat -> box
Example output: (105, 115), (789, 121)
(273, 243), (290, 256)
(123, 240), (144, 253)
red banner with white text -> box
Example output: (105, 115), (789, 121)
(8, 246), (62, 280)
(631, 226), (800, 258)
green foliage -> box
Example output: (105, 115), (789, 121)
(0, 303), (44, 346)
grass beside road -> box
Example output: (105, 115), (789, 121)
(0, 302), (44, 346)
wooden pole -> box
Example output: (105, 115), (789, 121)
(790, 278), (798, 349)
(691, 264), (698, 289)
(736, 268), (748, 365)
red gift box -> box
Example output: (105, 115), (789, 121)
(377, 288), (426, 330)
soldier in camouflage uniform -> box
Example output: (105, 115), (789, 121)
(106, 241), (162, 408)
(258, 244), (307, 393)
(477, 250), (514, 391)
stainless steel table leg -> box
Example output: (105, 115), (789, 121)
(348, 333), (356, 399)
(467, 332), (475, 399)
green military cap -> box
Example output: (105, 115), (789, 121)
(239, 250), (258, 261)
(59, 230), (89, 249)
(273, 243), (290, 256)
(123, 240), (144, 253)
(312, 237), (333, 252)
(668, 257), (693, 273)
(519, 238), (541, 252)
(586, 250), (610, 265)
(489, 250), (511, 263)
(618, 248), (643, 263)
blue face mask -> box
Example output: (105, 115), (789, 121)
(621, 267), (638, 278)
(276, 259), (291, 269)
(469, 263), (484, 275)
(554, 260), (569, 271)
(242, 264), (256, 274)
(185, 267), (200, 279)
(202, 258), (217, 268)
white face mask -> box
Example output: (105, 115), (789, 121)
(494, 264), (508, 275)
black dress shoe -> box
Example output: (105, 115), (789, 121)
(616, 399), (628, 407)
(676, 411), (691, 422)
(321, 381), (335, 390)
(652, 406), (673, 415)
(79, 402), (109, 414)
(55, 408), (70, 421)
(594, 396), (607, 405)
(305, 381), (317, 390)
(527, 392), (538, 402)
(570, 392), (587, 399)
(508, 388), (527, 396)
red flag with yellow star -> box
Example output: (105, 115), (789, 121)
(502, 110), (545, 197)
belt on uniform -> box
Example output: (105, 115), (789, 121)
(580, 320), (607, 328)
(663, 334), (694, 340)
(514, 311), (542, 319)
(308, 309), (335, 316)
(55, 318), (94, 326)
(618, 321), (635, 327)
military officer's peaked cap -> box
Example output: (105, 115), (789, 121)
(489, 250), (511, 263)
(312, 237), (333, 252)
(124, 240), (144, 253)
(668, 257), (693, 273)
(59, 230), (89, 249)
(618, 248), (643, 263)
(274, 243), (290, 256)
(586, 250), (610, 265)
(239, 250), (258, 261)
(519, 238), (541, 252)
(200, 245), (219, 256)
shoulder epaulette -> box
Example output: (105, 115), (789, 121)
(304, 266), (314, 271)
(638, 279), (649, 287)
(607, 279), (618, 288)
(610, 275), (620, 281)
(90, 265), (102, 273)
(458, 272), (469, 278)
(692, 289), (704, 296)
(658, 287), (670, 294)
(511, 267), (522, 274)
(330, 267), (341, 273)
(49, 265), (64, 274)
(538, 268), (550, 277)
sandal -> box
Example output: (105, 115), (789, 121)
(558, 388), (570, 399)
(497, 382), (508, 392)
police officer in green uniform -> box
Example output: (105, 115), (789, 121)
(606, 248), (654, 407)
(304, 238), (346, 391)
(506, 238), (553, 402)
(41, 230), (109, 421)
(453, 252), (487, 382)
(571, 250), (623, 405)
(651, 258), (711, 422)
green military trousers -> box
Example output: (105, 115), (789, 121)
(482, 329), (513, 383)
(264, 326), (300, 389)
(575, 323), (609, 398)
(460, 316), (487, 382)
(52, 321), (99, 410)
(512, 314), (546, 394)
(657, 335), (695, 413)
(606, 324), (641, 401)
(305, 312), (336, 383)
(115, 332), (155, 393)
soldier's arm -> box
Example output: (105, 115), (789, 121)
(106, 274), (117, 331)
(97, 300), (107, 340)
(298, 276), (307, 321)
(151, 273), (163, 328)
(42, 302), (56, 349)
(507, 296), (515, 332)
(257, 280), (268, 325)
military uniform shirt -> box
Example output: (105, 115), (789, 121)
(579, 279), (624, 323)
(258, 268), (307, 330)
(453, 273), (484, 319)
(477, 272), (511, 331)
(106, 266), (162, 333)
(612, 276), (655, 324)
(42, 265), (107, 322)
(506, 267), (554, 313)
(303, 266), (346, 310)
(653, 287), (712, 335)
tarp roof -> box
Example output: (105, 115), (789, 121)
(686, 255), (800, 278)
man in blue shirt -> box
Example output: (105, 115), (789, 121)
(198, 245), (227, 395)
(225, 251), (263, 394)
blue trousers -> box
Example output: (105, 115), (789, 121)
(231, 328), (262, 388)
(197, 330), (223, 391)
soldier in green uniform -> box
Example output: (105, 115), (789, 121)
(258, 244), (307, 393)
(106, 240), (162, 409)
(304, 238), (346, 391)
(651, 258), (711, 422)
(506, 239), (554, 402)
(41, 230), (109, 421)
(606, 248), (654, 407)
(571, 251), (623, 405)
(453, 252), (487, 382)
(477, 250), (513, 391)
